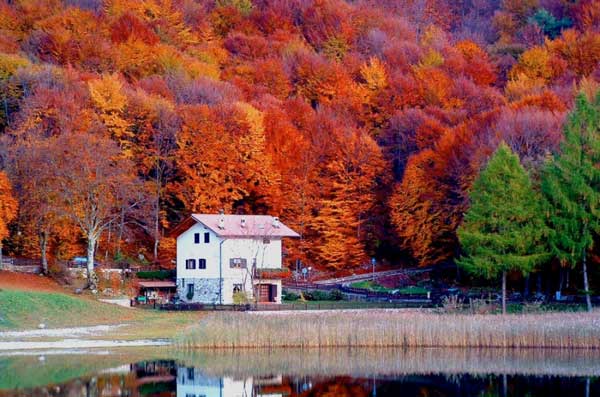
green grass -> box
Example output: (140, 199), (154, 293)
(397, 286), (429, 295)
(0, 288), (201, 340)
(0, 289), (143, 329)
(349, 280), (391, 292)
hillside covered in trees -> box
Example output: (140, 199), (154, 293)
(0, 0), (599, 273)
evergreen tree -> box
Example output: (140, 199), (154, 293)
(542, 93), (600, 312)
(458, 143), (549, 314)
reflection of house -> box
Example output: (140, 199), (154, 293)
(177, 367), (252, 397)
(177, 367), (286, 397)
(171, 213), (299, 305)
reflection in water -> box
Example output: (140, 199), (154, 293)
(1, 351), (599, 397)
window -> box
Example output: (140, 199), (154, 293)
(204, 232), (210, 243)
(198, 259), (206, 269)
(233, 283), (243, 293)
(185, 259), (196, 269)
(263, 238), (271, 244)
(230, 258), (247, 268)
(187, 367), (194, 380)
(187, 284), (194, 296)
(194, 233), (200, 244)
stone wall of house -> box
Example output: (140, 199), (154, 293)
(177, 278), (220, 304)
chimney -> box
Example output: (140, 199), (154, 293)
(272, 217), (280, 228)
(240, 217), (246, 228)
(218, 209), (225, 229)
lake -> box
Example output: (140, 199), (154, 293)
(0, 348), (598, 396)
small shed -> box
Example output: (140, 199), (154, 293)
(136, 281), (177, 305)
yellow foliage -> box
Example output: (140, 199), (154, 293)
(509, 46), (553, 82)
(360, 57), (388, 91)
(505, 73), (545, 101)
(88, 74), (127, 113)
(88, 74), (132, 155)
(418, 49), (444, 68)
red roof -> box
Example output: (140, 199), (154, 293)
(192, 214), (300, 238)
(169, 214), (300, 238)
(137, 281), (177, 288)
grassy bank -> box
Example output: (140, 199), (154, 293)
(0, 289), (199, 337)
(178, 310), (600, 349)
(0, 289), (140, 329)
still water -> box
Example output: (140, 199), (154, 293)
(0, 348), (598, 397)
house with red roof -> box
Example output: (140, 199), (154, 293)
(170, 212), (299, 305)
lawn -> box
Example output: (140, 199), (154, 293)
(0, 288), (200, 337)
(349, 280), (392, 292)
(349, 281), (430, 296)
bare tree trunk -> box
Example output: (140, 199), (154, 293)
(40, 229), (48, 274)
(502, 270), (507, 315)
(0, 242), (3, 270)
(153, 178), (160, 262)
(582, 251), (592, 312)
(117, 208), (125, 257)
(87, 237), (97, 290)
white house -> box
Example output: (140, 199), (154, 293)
(171, 213), (299, 305)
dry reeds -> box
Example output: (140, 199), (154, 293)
(177, 309), (600, 349)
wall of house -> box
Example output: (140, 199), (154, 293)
(176, 221), (285, 304)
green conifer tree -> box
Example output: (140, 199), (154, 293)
(542, 93), (600, 312)
(458, 143), (550, 314)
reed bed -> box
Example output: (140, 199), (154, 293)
(177, 309), (600, 349)
(172, 348), (600, 378)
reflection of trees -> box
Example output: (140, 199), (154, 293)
(290, 377), (369, 397)
(4, 360), (600, 397)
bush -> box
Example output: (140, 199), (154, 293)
(329, 289), (345, 301)
(301, 290), (345, 301)
(282, 290), (300, 301)
(136, 270), (175, 280)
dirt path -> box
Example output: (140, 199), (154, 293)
(0, 324), (125, 339)
(0, 338), (170, 350)
(0, 323), (171, 351)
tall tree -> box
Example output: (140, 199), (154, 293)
(52, 132), (140, 289)
(0, 170), (18, 267)
(541, 93), (600, 312)
(458, 143), (549, 314)
(7, 137), (58, 273)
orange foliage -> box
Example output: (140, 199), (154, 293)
(0, 171), (18, 243)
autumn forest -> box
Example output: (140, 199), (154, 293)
(0, 0), (600, 276)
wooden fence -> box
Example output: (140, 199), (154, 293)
(159, 300), (433, 311)
(0, 257), (42, 274)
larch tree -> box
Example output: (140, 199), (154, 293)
(52, 132), (141, 289)
(457, 143), (549, 314)
(541, 93), (600, 312)
(0, 170), (18, 267)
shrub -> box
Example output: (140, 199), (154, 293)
(329, 289), (345, 301)
(282, 290), (300, 301)
(136, 270), (175, 280)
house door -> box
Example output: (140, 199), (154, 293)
(258, 284), (277, 303)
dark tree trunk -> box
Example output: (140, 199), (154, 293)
(40, 229), (48, 274)
(582, 251), (592, 312)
